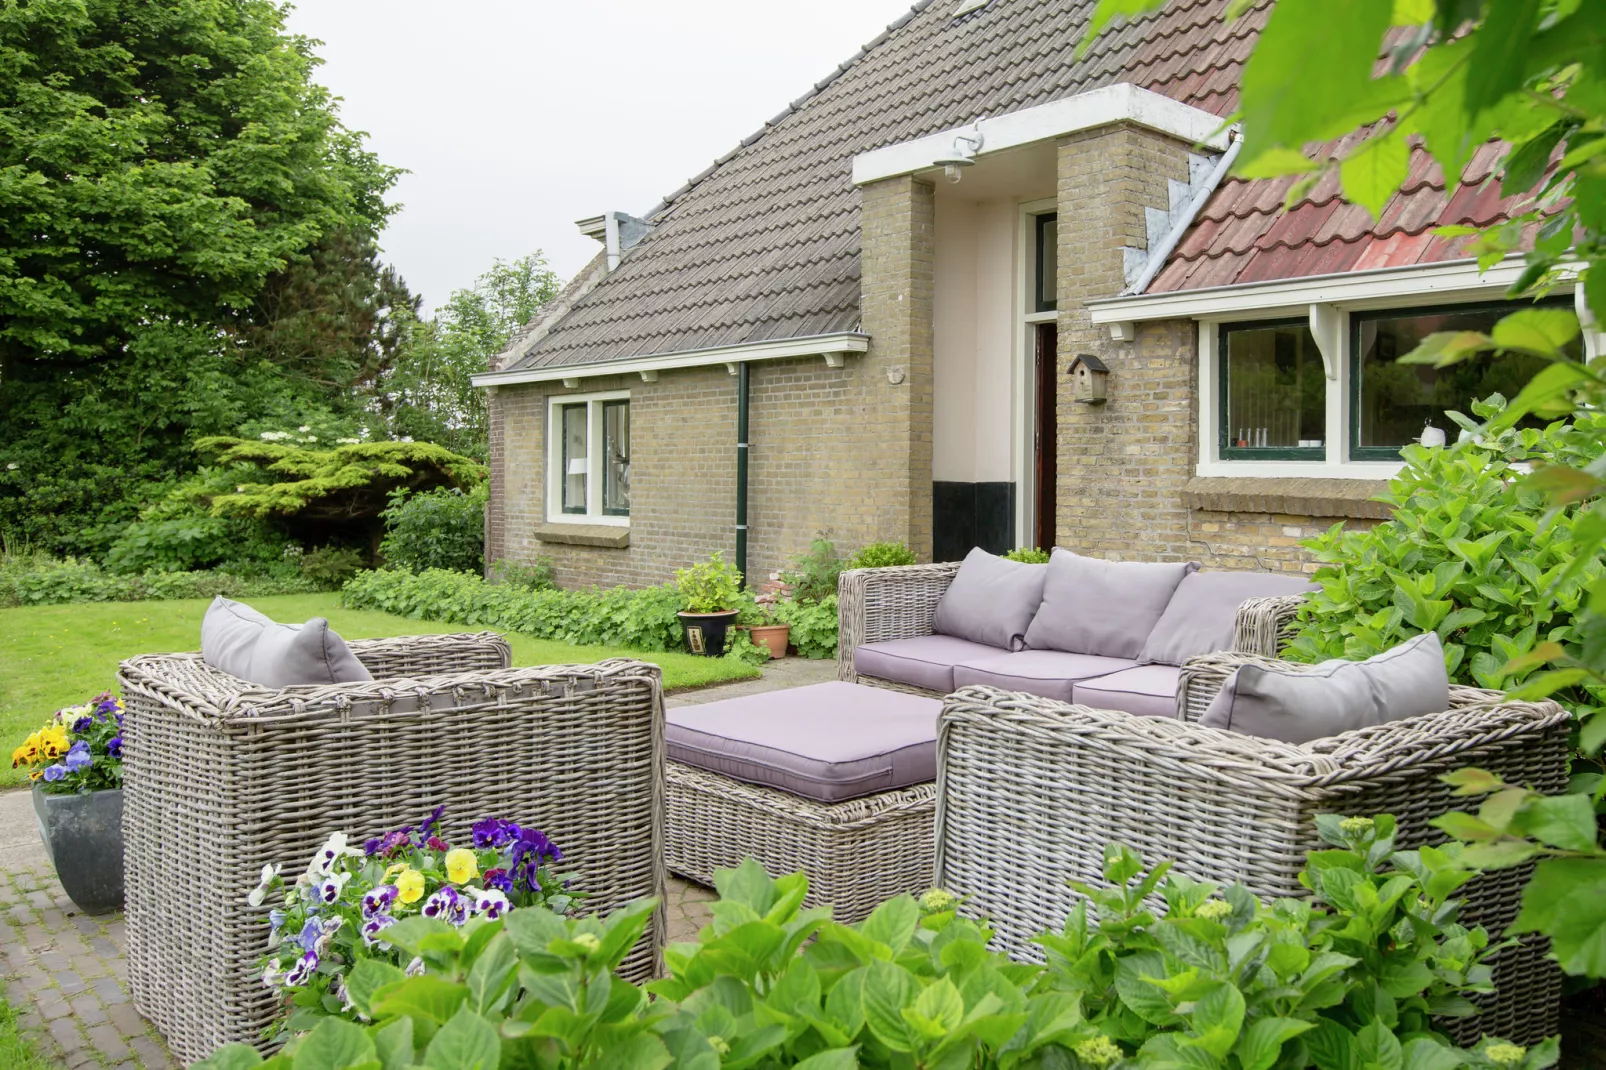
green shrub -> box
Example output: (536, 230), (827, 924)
(1004, 546), (1050, 564)
(299, 546), (365, 591)
(341, 568), (687, 651)
(674, 551), (743, 613)
(0, 554), (316, 607)
(781, 536), (844, 602)
(489, 557), (557, 591)
(379, 484), (487, 573)
(845, 540), (917, 570)
(193, 815), (1541, 1070)
(1287, 401), (1606, 709)
(773, 594), (838, 659)
(722, 627), (771, 667)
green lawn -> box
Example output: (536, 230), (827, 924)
(0, 594), (758, 789)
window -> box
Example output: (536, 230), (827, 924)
(1350, 302), (1574, 460)
(548, 392), (629, 522)
(1218, 320), (1325, 460)
(1033, 213), (1057, 313)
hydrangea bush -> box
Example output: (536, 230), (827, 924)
(251, 809), (572, 1030)
(10, 693), (123, 793)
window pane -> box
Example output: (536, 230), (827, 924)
(561, 404), (587, 513)
(1355, 306), (1566, 454)
(603, 401), (629, 516)
(1223, 323), (1324, 453)
(1035, 214), (1057, 313)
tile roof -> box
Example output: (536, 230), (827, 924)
(508, 0), (1260, 371)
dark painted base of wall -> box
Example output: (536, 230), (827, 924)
(933, 482), (1015, 563)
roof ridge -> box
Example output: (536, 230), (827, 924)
(641, 1), (939, 224)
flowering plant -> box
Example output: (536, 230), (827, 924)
(10, 693), (124, 794)
(252, 809), (571, 1028)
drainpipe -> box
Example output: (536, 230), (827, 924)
(735, 361), (750, 584)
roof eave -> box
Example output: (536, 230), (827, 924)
(472, 332), (872, 388)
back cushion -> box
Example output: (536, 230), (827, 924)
(1199, 632), (1450, 744)
(931, 548), (1047, 652)
(1139, 570), (1318, 666)
(1024, 549), (1197, 659)
(201, 596), (374, 688)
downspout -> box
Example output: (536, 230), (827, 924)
(1121, 130), (1242, 296)
(735, 361), (750, 583)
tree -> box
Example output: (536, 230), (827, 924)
(0, 0), (399, 552)
(380, 253), (562, 456)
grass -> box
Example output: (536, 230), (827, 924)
(0, 593), (760, 790)
(0, 994), (52, 1070)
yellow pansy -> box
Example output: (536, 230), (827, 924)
(445, 849), (479, 885)
(38, 726), (68, 760)
(394, 868), (426, 904)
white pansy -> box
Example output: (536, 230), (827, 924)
(246, 863), (280, 907)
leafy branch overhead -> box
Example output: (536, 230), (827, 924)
(197, 438), (484, 523)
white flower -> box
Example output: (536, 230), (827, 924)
(404, 956), (425, 977)
(246, 863), (280, 907)
(5, 463), (17, 470)
(307, 832), (359, 878)
(305, 435), (317, 442)
(336, 437), (359, 445)
(298, 425), (311, 432)
(261, 961), (282, 987)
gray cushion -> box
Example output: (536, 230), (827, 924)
(201, 596), (373, 689)
(932, 548), (1047, 652)
(1024, 549), (1198, 658)
(1072, 665), (1182, 719)
(1199, 632), (1450, 744)
(667, 681), (941, 802)
(952, 650), (1139, 703)
(854, 635), (1004, 694)
(1139, 571), (1319, 667)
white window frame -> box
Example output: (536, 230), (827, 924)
(546, 390), (630, 526)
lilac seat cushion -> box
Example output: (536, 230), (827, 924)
(1024, 549), (1198, 659)
(1072, 665), (1182, 719)
(667, 681), (941, 802)
(1139, 571), (1318, 666)
(952, 650), (1139, 703)
(854, 635), (1004, 693)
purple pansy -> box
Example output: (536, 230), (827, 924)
(106, 736), (123, 759)
(361, 885), (398, 919)
(361, 914), (396, 948)
(472, 888), (510, 920)
(297, 919), (323, 954)
(421, 887), (467, 926)
(71, 716), (93, 733)
(314, 878), (342, 905)
(482, 868), (513, 894)
(471, 818), (516, 850)
(64, 741), (92, 773)
(362, 837), (382, 857)
(419, 805), (446, 838)
(283, 952), (319, 987)
(43, 764), (66, 782)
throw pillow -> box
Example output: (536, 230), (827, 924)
(1139, 570), (1318, 666)
(201, 596), (374, 688)
(1199, 631), (1450, 744)
(931, 547), (1047, 652)
(1023, 548), (1197, 658)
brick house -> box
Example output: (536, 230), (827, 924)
(475, 0), (1597, 589)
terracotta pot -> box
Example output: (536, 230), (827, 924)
(748, 624), (791, 659)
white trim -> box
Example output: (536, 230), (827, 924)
(1023, 310), (1058, 324)
(1089, 257), (1531, 323)
(1015, 198), (1056, 547)
(473, 332), (869, 388)
(851, 84), (1231, 187)
(546, 390), (631, 525)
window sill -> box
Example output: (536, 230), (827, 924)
(1183, 476), (1392, 520)
(535, 523), (630, 549)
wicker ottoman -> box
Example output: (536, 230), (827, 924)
(665, 681), (940, 922)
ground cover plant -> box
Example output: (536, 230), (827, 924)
(0, 594), (757, 789)
(193, 816), (1546, 1070)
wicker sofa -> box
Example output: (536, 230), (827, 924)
(117, 637), (665, 1062)
(933, 663), (1570, 1045)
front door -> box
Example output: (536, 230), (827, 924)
(1034, 322), (1058, 551)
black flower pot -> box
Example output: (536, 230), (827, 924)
(677, 610), (740, 657)
(33, 785), (124, 914)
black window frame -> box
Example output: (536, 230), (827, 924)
(1033, 212), (1057, 314)
(1217, 318), (1327, 462)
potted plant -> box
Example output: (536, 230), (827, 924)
(674, 551), (744, 657)
(11, 693), (126, 913)
(741, 592), (791, 659)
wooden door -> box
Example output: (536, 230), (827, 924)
(1034, 322), (1058, 551)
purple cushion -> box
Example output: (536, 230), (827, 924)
(952, 650), (1139, 703)
(1024, 549), (1198, 658)
(932, 548), (1047, 651)
(1139, 571), (1318, 666)
(667, 681), (941, 802)
(1072, 665), (1182, 719)
(854, 635), (1004, 693)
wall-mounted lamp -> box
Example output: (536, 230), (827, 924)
(933, 129), (984, 184)
(1068, 353), (1109, 404)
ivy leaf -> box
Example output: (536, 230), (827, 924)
(1340, 128), (1412, 218)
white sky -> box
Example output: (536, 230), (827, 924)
(283, 0), (913, 313)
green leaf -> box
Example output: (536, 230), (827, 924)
(1186, 983), (1245, 1058)
(1077, 0), (1169, 53)
(859, 895), (919, 954)
(292, 1019), (379, 1070)
(1432, 811), (1501, 842)
(1511, 858), (1606, 976)
(1355, 1017), (1403, 1070)
(372, 1019), (414, 1070)
(1235, 1017), (1316, 1070)
(345, 960), (406, 1022)
(191, 1045), (265, 1070)
(422, 1007), (500, 1070)
(1115, 952), (1176, 1024)
(1500, 362), (1595, 425)
(501, 908), (567, 958)
(908, 977), (965, 1035)
(1401, 1037), (1467, 1070)
(1491, 308), (1583, 358)
(1457, 840), (1541, 869)
(1464, 0), (1543, 117)
(862, 960), (917, 1052)
(1518, 792), (1602, 852)
(464, 932), (516, 1015)
(370, 976), (469, 1028)
(1399, 329), (1492, 365)
(1340, 128), (1412, 218)
(789, 1050), (860, 1070)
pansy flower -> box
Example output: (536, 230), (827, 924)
(482, 868), (513, 894)
(247, 863), (280, 908)
(63, 740), (91, 773)
(425, 836), (449, 852)
(106, 737), (123, 759)
(283, 951), (319, 987)
(361, 914), (396, 948)
(471, 818), (515, 850)
(309, 832), (357, 876)
(42, 764), (66, 782)
(314, 875), (345, 905)
(297, 919), (323, 954)
(394, 867), (425, 904)
(421, 887), (467, 925)
(71, 716), (93, 734)
(419, 805), (446, 839)
(361, 885), (398, 919)
(404, 957), (425, 977)
(445, 848), (478, 885)
(469, 887), (510, 920)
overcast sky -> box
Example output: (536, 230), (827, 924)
(283, 0), (913, 313)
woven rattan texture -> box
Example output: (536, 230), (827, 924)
(665, 761), (936, 923)
(934, 683), (1570, 1045)
(118, 639), (665, 1062)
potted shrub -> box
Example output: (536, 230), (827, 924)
(741, 593), (791, 659)
(11, 693), (126, 913)
(674, 551), (743, 657)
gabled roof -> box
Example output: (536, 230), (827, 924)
(505, 0), (1260, 373)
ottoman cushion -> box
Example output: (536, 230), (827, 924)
(951, 650), (1138, 703)
(854, 634), (1005, 693)
(667, 681), (941, 803)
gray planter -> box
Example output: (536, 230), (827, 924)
(32, 785), (124, 914)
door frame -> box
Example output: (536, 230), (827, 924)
(1015, 198), (1058, 551)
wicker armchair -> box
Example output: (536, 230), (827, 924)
(934, 675), (1569, 1045)
(118, 636), (666, 1062)
(837, 564), (1308, 694)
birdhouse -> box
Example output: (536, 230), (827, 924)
(1068, 353), (1109, 404)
